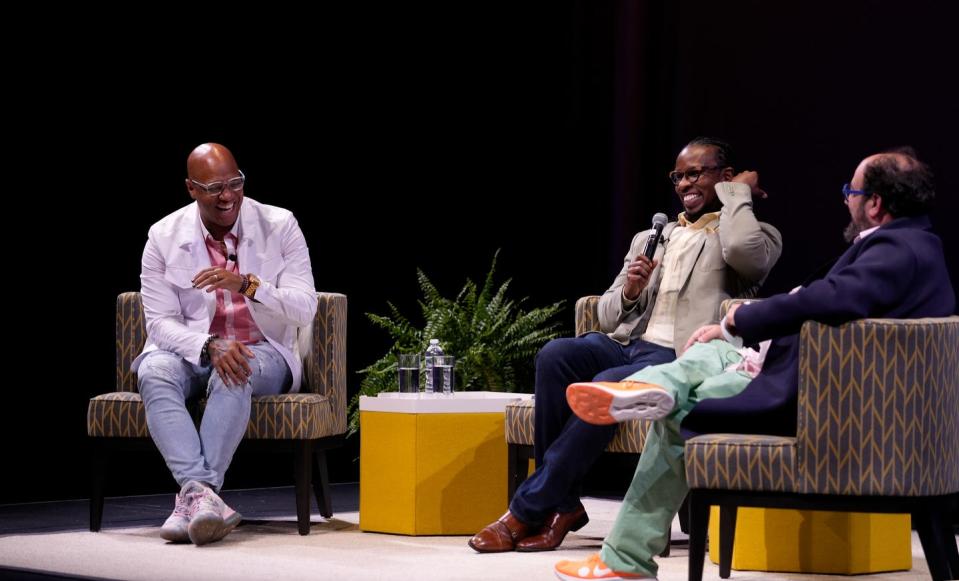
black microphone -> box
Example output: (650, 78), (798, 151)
(228, 254), (237, 262)
(642, 213), (668, 259)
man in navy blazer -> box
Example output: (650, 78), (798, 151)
(554, 149), (956, 580)
(683, 149), (956, 439)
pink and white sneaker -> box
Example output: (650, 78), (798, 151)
(181, 481), (242, 546)
(160, 492), (192, 543)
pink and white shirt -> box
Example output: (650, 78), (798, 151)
(201, 225), (265, 345)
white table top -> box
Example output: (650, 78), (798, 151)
(359, 391), (532, 414)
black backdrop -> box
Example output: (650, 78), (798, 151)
(6, 1), (957, 503)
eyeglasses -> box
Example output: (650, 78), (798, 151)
(842, 183), (871, 204)
(668, 166), (723, 186)
(190, 170), (245, 197)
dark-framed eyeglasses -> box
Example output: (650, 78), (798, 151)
(190, 170), (245, 197)
(842, 183), (871, 204)
(668, 166), (723, 186)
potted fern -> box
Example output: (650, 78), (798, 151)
(348, 251), (565, 434)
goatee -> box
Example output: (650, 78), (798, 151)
(843, 221), (861, 243)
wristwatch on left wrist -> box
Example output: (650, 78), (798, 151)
(242, 273), (260, 300)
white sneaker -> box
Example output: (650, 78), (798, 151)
(183, 481), (241, 546)
(566, 381), (675, 425)
(159, 492), (192, 543)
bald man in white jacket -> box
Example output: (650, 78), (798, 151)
(133, 143), (316, 546)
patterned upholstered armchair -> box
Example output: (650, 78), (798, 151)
(87, 291), (347, 536)
(505, 295), (682, 554)
(505, 296), (653, 498)
(685, 316), (959, 581)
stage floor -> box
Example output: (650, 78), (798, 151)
(0, 485), (947, 581)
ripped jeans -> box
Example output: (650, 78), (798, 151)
(137, 342), (292, 491)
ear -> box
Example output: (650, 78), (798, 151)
(866, 193), (886, 221)
(185, 178), (198, 200)
(720, 166), (735, 181)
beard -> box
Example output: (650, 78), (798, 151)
(843, 220), (862, 243)
(843, 203), (870, 243)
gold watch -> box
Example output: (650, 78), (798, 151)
(243, 274), (260, 299)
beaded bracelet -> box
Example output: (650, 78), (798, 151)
(200, 334), (219, 365)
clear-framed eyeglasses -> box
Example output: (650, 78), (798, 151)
(190, 170), (245, 197)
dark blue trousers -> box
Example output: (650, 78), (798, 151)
(508, 332), (675, 525)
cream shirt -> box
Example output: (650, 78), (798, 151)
(638, 211), (721, 347)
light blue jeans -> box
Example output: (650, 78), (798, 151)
(138, 342), (292, 491)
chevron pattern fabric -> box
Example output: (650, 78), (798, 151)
(87, 392), (150, 438)
(685, 434), (797, 491)
(686, 317), (959, 498)
(505, 297), (653, 454)
(245, 394), (336, 439)
(302, 293), (348, 434)
(90, 291), (348, 442)
(116, 292), (146, 393)
(796, 317), (959, 496)
(574, 295), (600, 337)
(505, 399), (535, 446)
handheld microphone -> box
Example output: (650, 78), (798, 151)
(642, 213), (668, 259)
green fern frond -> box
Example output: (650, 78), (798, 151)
(348, 250), (567, 434)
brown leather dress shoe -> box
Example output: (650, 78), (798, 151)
(468, 511), (533, 553)
(515, 505), (588, 552)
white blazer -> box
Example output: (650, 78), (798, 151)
(131, 198), (317, 392)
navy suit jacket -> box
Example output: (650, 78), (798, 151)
(680, 215), (956, 438)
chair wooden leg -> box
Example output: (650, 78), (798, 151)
(718, 504), (738, 579)
(914, 505), (953, 581)
(312, 446), (333, 518)
(507, 444), (531, 504)
(90, 439), (106, 532)
(942, 494), (959, 581)
(660, 523), (671, 557)
(944, 524), (959, 581)
(678, 494), (690, 534)
(293, 440), (314, 535)
(687, 492), (710, 581)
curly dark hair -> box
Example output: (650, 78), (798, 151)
(686, 137), (735, 170)
(863, 150), (935, 217)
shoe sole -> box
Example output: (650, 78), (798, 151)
(566, 383), (674, 425)
(222, 510), (242, 536)
(188, 512), (232, 546)
(555, 570), (651, 580)
(160, 526), (190, 543)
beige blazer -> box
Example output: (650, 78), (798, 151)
(598, 182), (782, 353)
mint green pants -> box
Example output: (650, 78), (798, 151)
(599, 340), (753, 577)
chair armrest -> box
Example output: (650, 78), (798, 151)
(796, 316), (959, 496)
(575, 295), (601, 336)
(302, 292), (348, 435)
(116, 292), (146, 392)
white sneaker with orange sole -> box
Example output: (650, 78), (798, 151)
(565, 381), (674, 425)
(554, 553), (652, 580)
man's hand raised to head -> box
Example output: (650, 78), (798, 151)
(731, 170), (768, 199)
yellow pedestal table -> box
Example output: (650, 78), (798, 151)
(708, 507), (911, 574)
(359, 391), (530, 535)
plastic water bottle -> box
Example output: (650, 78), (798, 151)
(423, 339), (444, 394)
